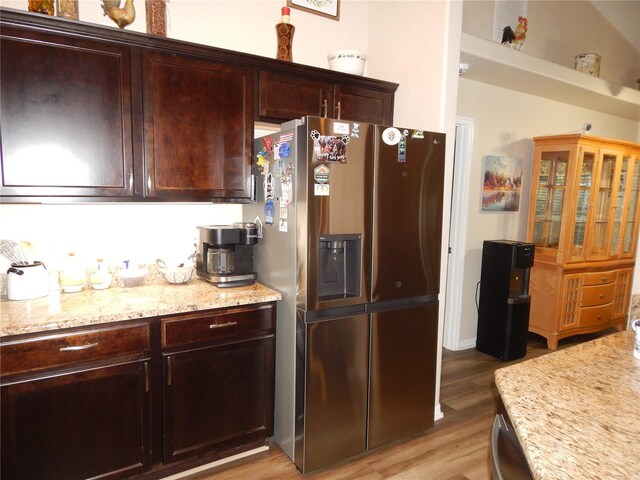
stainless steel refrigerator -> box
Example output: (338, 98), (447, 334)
(244, 116), (444, 473)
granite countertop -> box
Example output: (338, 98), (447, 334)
(0, 279), (282, 337)
(494, 330), (639, 480)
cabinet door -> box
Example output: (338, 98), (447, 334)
(620, 157), (640, 259)
(142, 51), (253, 200)
(586, 150), (621, 260)
(258, 70), (332, 122)
(530, 148), (570, 259)
(334, 84), (393, 125)
(559, 273), (582, 331)
(0, 27), (136, 198)
(612, 268), (632, 318)
(1, 361), (151, 480)
(567, 148), (595, 262)
(163, 337), (274, 463)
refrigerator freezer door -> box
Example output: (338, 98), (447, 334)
(296, 313), (369, 473)
(371, 127), (445, 303)
(368, 303), (438, 449)
(303, 117), (374, 312)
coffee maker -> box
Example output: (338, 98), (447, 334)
(196, 223), (258, 287)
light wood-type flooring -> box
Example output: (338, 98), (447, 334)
(187, 330), (615, 480)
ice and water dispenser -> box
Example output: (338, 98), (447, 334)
(476, 240), (535, 361)
(317, 234), (362, 300)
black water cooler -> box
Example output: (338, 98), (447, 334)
(476, 240), (534, 361)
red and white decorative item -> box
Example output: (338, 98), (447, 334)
(276, 6), (295, 62)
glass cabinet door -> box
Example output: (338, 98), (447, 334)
(609, 157), (629, 256)
(569, 152), (594, 259)
(622, 157), (640, 257)
(587, 152), (619, 259)
(531, 151), (568, 248)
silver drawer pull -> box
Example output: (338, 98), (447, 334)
(209, 322), (238, 329)
(59, 343), (99, 352)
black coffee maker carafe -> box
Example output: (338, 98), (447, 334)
(196, 223), (258, 287)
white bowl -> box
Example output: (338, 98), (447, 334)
(327, 50), (366, 75)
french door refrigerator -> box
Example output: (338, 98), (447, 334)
(244, 116), (445, 473)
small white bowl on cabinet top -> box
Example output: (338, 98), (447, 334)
(327, 50), (366, 75)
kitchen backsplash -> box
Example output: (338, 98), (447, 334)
(0, 203), (241, 276)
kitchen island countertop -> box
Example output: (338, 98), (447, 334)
(1, 279), (281, 337)
(495, 330), (639, 480)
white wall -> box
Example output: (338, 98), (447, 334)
(455, 78), (640, 346)
(462, 0), (640, 88)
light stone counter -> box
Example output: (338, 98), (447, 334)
(495, 330), (639, 480)
(0, 279), (281, 337)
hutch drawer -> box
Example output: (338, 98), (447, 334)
(581, 283), (615, 307)
(583, 270), (617, 286)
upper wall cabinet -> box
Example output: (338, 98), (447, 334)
(257, 70), (396, 126)
(0, 26), (138, 199)
(0, 9), (397, 202)
(142, 52), (253, 200)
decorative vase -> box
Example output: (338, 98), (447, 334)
(276, 6), (294, 62)
(56, 0), (78, 19)
(145, 0), (167, 37)
(28, 0), (54, 15)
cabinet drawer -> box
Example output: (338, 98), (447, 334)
(0, 323), (150, 377)
(581, 283), (615, 307)
(162, 304), (275, 348)
(583, 270), (616, 286)
(579, 303), (612, 328)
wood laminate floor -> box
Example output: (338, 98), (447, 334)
(187, 330), (615, 480)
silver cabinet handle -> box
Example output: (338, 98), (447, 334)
(59, 343), (98, 352)
(336, 101), (341, 119)
(209, 321), (238, 329)
(322, 99), (328, 118)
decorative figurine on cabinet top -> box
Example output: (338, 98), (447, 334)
(501, 16), (527, 50)
(101, 0), (136, 29)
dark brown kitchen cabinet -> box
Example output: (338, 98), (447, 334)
(0, 26), (138, 198)
(334, 84), (394, 125)
(161, 304), (275, 463)
(142, 52), (253, 200)
(0, 9), (397, 202)
(257, 70), (396, 125)
(0, 323), (152, 480)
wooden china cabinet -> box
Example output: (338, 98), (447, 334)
(526, 134), (640, 349)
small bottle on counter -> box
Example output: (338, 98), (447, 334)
(59, 252), (86, 293)
(276, 6), (295, 62)
(89, 258), (112, 290)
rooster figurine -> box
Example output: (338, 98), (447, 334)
(101, 0), (136, 29)
(501, 16), (528, 50)
(513, 16), (528, 49)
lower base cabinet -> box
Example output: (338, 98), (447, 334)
(1, 361), (151, 480)
(0, 302), (276, 480)
(529, 266), (630, 349)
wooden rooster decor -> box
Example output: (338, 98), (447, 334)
(501, 16), (528, 50)
(101, 0), (136, 29)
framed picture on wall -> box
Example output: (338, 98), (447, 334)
(481, 155), (523, 212)
(287, 0), (340, 20)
